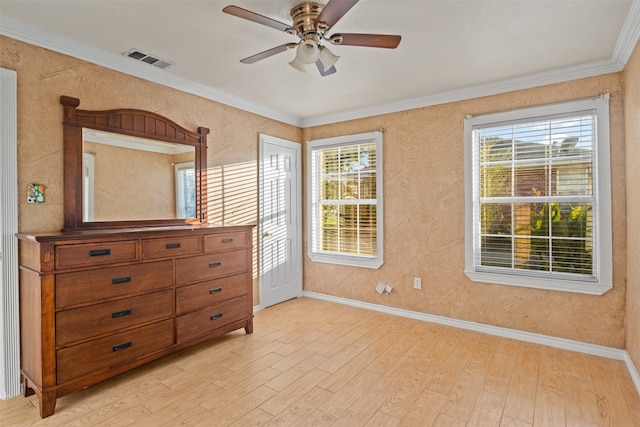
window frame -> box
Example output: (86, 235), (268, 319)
(464, 96), (613, 295)
(307, 131), (384, 269)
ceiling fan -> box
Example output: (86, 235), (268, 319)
(223, 0), (401, 76)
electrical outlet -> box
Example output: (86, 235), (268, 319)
(413, 276), (422, 289)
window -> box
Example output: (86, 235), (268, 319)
(175, 161), (195, 218)
(464, 96), (612, 295)
(307, 131), (383, 268)
(83, 152), (95, 221)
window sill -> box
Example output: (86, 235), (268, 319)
(464, 270), (612, 295)
(309, 252), (383, 269)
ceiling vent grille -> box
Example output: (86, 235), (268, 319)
(123, 48), (175, 69)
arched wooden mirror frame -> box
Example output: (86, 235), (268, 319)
(60, 96), (209, 230)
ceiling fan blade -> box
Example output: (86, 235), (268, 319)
(223, 5), (292, 33)
(316, 59), (337, 76)
(240, 43), (297, 64)
(315, 0), (359, 31)
(330, 33), (401, 49)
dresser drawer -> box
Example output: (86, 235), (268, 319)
(56, 240), (138, 269)
(142, 235), (201, 259)
(176, 273), (248, 315)
(175, 249), (248, 285)
(56, 260), (173, 308)
(176, 295), (249, 343)
(204, 231), (249, 252)
(56, 290), (173, 347)
(56, 319), (174, 384)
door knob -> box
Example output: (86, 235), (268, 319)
(264, 231), (273, 237)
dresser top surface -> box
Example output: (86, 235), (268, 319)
(17, 223), (255, 243)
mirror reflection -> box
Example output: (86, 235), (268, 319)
(82, 128), (196, 222)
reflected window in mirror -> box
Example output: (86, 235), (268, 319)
(83, 152), (95, 221)
(175, 161), (196, 218)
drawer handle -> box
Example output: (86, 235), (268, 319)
(89, 249), (111, 257)
(112, 276), (132, 285)
(165, 243), (181, 249)
(209, 287), (222, 295)
(222, 238), (234, 243)
(112, 341), (132, 352)
(209, 262), (221, 268)
(112, 309), (132, 318)
(210, 313), (223, 321)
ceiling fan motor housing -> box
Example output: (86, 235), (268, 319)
(290, 2), (325, 41)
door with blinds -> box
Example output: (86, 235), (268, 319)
(259, 134), (302, 308)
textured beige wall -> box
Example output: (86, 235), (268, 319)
(623, 41), (640, 372)
(0, 35), (632, 348)
(303, 75), (627, 348)
(0, 36), (302, 304)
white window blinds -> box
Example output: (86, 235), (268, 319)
(175, 161), (195, 218)
(308, 131), (383, 269)
(464, 96), (612, 294)
(475, 111), (596, 277)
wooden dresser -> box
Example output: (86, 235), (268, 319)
(17, 224), (253, 418)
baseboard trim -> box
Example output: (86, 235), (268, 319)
(302, 291), (640, 396)
(623, 351), (640, 396)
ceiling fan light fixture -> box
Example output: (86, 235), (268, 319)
(289, 57), (308, 73)
(318, 46), (339, 72)
(295, 39), (320, 64)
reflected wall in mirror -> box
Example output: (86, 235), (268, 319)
(61, 96), (209, 230)
(82, 129), (196, 222)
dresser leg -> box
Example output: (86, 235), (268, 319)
(244, 318), (253, 334)
(23, 376), (57, 418)
(37, 390), (57, 418)
(22, 375), (35, 397)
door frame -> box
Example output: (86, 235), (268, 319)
(1, 68), (20, 399)
(258, 133), (302, 309)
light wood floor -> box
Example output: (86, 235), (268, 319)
(1, 297), (639, 426)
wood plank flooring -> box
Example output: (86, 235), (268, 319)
(1, 297), (639, 426)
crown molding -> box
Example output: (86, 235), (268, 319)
(300, 59), (623, 127)
(613, 0), (640, 68)
(303, 0), (640, 127)
(2, 1), (639, 129)
(0, 16), (303, 127)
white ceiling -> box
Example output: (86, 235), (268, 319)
(1, 1), (639, 127)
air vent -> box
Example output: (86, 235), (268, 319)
(123, 49), (175, 69)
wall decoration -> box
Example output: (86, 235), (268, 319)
(27, 183), (46, 204)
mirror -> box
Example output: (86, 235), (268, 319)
(61, 96), (209, 230)
(82, 129), (196, 222)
